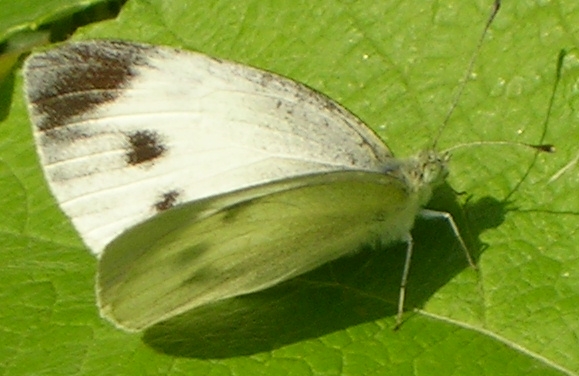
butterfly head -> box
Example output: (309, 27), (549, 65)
(417, 150), (450, 187)
(398, 150), (450, 205)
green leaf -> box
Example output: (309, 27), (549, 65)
(0, 0), (109, 42)
(1, 0), (578, 375)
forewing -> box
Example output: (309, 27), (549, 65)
(97, 171), (420, 331)
(23, 40), (393, 255)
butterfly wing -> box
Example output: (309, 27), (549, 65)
(97, 170), (421, 331)
(23, 40), (394, 255)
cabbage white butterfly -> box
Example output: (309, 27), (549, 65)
(24, 0), (544, 332)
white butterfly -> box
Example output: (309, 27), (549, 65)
(24, 40), (469, 332)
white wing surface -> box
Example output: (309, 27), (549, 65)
(24, 40), (394, 255)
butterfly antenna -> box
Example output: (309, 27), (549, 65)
(443, 140), (555, 155)
(432, 0), (501, 150)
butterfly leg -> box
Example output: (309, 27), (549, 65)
(395, 233), (414, 329)
(419, 209), (476, 269)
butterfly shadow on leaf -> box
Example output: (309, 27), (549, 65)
(141, 182), (512, 359)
